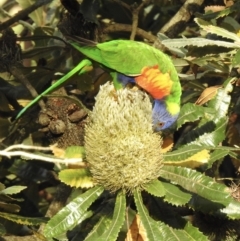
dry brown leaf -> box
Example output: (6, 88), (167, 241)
(224, 0), (234, 7)
(195, 85), (222, 105)
(17, 99), (31, 108)
(125, 214), (147, 241)
(204, 5), (226, 13)
(161, 136), (174, 153)
(50, 145), (65, 158)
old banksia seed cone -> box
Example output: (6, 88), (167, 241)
(84, 82), (163, 193)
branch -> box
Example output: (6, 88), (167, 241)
(0, 144), (85, 166)
(103, 23), (157, 43)
(0, 7), (34, 31)
(0, 0), (53, 31)
(111, 0), (151, 40)
(159, 0), (205, 36)
(112, 0), (131, 10)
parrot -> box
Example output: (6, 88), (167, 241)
(68, 37), (182, 131)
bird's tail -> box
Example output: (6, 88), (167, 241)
(65, 35), (97, 46)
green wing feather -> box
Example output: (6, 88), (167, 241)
(71, 40), (181, 112)
(71, 40), (174, 75)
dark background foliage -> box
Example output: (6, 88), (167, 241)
(0, 0), (240, 240)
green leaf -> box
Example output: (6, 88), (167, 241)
(0, 212), (48, 225)
(44, 185), (104, 239)
(157, 33), (187, 57)
(158, 220), (208, 241)
(232, 49), (240, 66)
(208, 79), (233, 122)
(0, 186), (27, 195)
(59, 169), (93, 188)
(81, 199), (115, 240)
(207, 149), (230, 168)
(164, 145), (236, 166)
(191, 196), (240, 219)
(98, 192), (126, 241)
(133, 189), (165, 241)
(195, 18), (240, 43)
(177, 103), (206, 129)
(64, 146), (86, 159)
(143, 179), (166, 197)
(163, 145), (207, 162)
(160, 166), (230, 205)
(181, 82), (231, 130)
(161, 181), (192, 206)
(84, 215), (112, 241)
(220, 200), (240, 219)
(189, 194), (225, 213)
(188, 117), (227, 147)
(162, 37), (240, 49)
(182, 222), (209, 240)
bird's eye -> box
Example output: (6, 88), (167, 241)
(158, 122), (164, 127)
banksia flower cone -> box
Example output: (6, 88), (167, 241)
(85, 82), (163, 193)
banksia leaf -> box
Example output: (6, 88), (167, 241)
(0, 185), (26, 195)
(44, 186), (104, 239)
(59, 169), (93, 188)
(0, 212), (48, 225)
(98, 192), (126, 241)
(143, 179), (166, 197)
(160, 166), (240, 217)
(161, 181), (192, 206)
(133, 189), (164, 241)
(177, 103), (206, 129)
(164, 149), (210, 169)
(195, 18), (240, 43)
(162, 37), (240, 49)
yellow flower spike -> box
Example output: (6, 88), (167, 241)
(84, 82), (163, 193)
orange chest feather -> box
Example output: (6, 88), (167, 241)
(135, 65), (173, 99)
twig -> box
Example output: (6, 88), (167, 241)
(9, 64), (46, 112)
(0, 150), (83, 165)
(112, 0), (131, 10)
(111, 0), (150, 40)
(0, 144), (85, 165)
(0, 7), (35, 31)
(130, 0), (150, 40)
(4, 143), (57, 152)
(103, 23), (157, 43)
(0, 0), (53, 31)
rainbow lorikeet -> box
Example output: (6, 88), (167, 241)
(69, 37), (182, 131)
